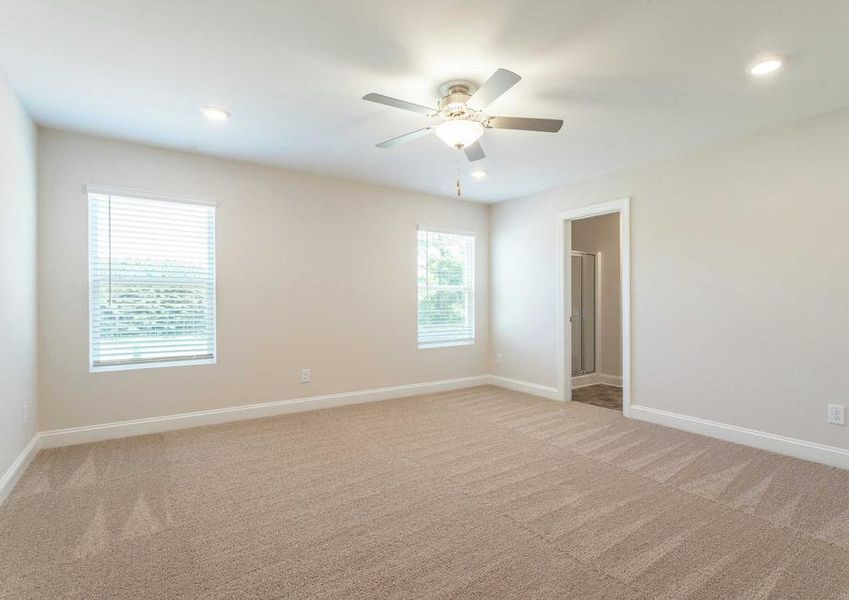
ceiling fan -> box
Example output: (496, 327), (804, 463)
(363, 68), (564, 163)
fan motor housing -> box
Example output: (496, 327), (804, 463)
(437, 80), (480, 118)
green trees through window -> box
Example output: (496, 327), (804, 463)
(417, 229), (474, 346)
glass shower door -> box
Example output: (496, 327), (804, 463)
(571, 252), (596, 376)
(571, 255), (582, 376)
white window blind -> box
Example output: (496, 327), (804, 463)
(88, 191), (216, 371)
(417, 229), (475, 347)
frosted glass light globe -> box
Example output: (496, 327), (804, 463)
(435, 120), (484, 148)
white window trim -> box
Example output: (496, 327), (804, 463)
(92, 357), (216, 374)
(87, 185), (218, 372)
(85, 184), (217, 207)
(418, 340), (475, 350)
(416, 227), (476, 350)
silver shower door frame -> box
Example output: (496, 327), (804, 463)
(570, 251), (600, 377)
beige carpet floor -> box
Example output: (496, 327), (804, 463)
(4, 386), (849, 599)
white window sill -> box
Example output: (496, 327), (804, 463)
(418, 340), (475, 350)
(90, 357), (216, 373)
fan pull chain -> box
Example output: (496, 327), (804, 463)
(455, 151), (463, 197)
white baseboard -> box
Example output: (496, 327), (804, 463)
(572, 372), (622, 389)
(489, 375), (561, 401)
(598, 373), (622, 387)
(630, 405), (849, 470)
(0, 434), (41, 505)
(571, 373), (599, 388)
(25, 373), (849, 474)
(39, 375), (490, 449)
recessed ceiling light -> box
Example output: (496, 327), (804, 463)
(470, 170), (487, 179)
(201, 106), (230, 121)
(749, 58), (783, 76)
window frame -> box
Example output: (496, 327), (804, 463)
(416, 226), (476, 349)
(86, 184), (218, 373)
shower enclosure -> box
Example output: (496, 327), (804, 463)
(571, 252), (596, 377)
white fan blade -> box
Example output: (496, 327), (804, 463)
(363, 93), (435, 115)
(376, 127), (434, 149)
(487, 116), (563, 133)
(468, 68), (521, 110)
(464, 141), (485, 162)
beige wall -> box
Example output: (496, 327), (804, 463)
(31, 106), (849, 454)
(492, 106), (849, 450)
(572, 213), (621, 377)
(38, 129), (489, 430)
(0, 74), (37, 476)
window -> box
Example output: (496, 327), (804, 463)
(88, 188), (216, 371)
(417, 228), (475, 348)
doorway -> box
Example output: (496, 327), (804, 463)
(556, 198), (631, 416)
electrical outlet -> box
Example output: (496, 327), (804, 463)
(495, 353), (503, 366)
(22, 402), (29, 425)
(828, 404), (845, 426)
(300, 368), (311, 384)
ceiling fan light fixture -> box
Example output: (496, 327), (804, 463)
(435, 119), (484, 149)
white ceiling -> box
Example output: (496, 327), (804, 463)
(2, 0), (849, 202)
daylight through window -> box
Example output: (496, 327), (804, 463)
(417, 229), (475, 347)
(88, 190), (216, 371)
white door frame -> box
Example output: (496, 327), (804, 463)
(556, 198), (631, 416)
